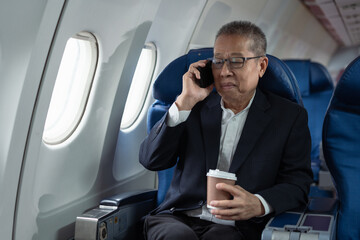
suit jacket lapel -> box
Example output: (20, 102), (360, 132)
(200, 93), (222, 172)
(229, 89), (272, 173)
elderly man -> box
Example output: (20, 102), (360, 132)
(139, 20), (313, 240)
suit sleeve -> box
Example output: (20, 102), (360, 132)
(139, 112), (187, 171)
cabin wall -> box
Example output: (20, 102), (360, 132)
(0, 1), (56, 239)
(12, 0), (164, 239)
(0, 0), (162, 239)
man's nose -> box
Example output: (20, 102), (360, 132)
(220, 60), (232, 76)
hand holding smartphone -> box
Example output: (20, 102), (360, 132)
(196, 60), (214, 88)
(176, 60), (214, 111)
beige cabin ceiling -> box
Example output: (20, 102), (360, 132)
(302, 0), (360, 46)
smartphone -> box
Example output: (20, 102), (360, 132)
(196, 61), (214, 88)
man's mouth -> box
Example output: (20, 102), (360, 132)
(220, 82), (235, 89)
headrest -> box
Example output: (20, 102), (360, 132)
(283, 60), (311, 96)
(284, 60), (334, 96)
(260, 55), (303, 105)
(153, 48), (302, 105)
(310, 62), (334, 93)
(329, 56), (360, 114)
(153, 48), (213, 104)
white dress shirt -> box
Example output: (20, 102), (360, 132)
(166, 92), (272, 225)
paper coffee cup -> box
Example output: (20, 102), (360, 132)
(206, 169), (237, 209)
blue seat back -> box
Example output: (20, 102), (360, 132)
(322, 56), (360, 240)
(148, 49), (303, 205)
(284, 60), (334, 181)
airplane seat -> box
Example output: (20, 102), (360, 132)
(284, 60), (334, 183)
(322, 56), (360, 240)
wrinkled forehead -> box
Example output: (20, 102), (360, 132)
(213, 34), (254, 57)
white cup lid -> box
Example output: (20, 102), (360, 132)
(206, 169), (237, 181)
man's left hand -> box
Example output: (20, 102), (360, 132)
(209, 183), (265, 220)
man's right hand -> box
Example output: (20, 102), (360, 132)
(175, 60), (214, 111)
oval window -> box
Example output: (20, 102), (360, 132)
(120, 42), (157, 129)
(43, 32), (98, 144)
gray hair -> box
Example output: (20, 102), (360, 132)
(216, 21), (267, 56)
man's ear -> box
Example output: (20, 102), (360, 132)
(259, 56), (268, 78)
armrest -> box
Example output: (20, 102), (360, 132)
(299, 198), (338, 239)
(75, 189), (157, 240)
(262, 198), (338, 240)
(100, 189), (157, 208)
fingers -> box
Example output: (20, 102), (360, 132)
(176, 59), (212, 110)
(209, 199), (255, 221)
(210, 201), (249, 221)
(188, 60), (207, 80)
(208, 184), (264, 220)
(210, 199), (237, 209)
(208, 184), (245, 210)
(215, 183), (245, 197)
(210, 207), (240, 220)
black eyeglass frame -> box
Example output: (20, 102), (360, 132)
(209, 55), (265, 69)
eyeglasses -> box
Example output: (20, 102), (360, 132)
(210, 56), (264, 69)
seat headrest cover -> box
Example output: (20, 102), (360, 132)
(153, 55), (187, 104)
(330, 56), (360, 114)
(310, 62), (334, 93)
(260, 55), (303, 105)
(153, 48), (213, 104)
(283, 60), (311, 96)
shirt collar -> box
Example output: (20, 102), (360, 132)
(220, 90), (256, 119)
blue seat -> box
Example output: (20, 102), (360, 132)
(322, 56), (360, 240)
(284, 60), (334, 182)
(150, 48), (303, 206)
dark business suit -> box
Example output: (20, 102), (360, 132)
(139, 88), (313, 239)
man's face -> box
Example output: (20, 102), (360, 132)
(212, 34), (267, 106)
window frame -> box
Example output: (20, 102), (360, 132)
(42, 31), (99, 145)
(120, 42), (157, 130)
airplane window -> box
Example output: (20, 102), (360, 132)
(120, 42), (157, 129)
(42, 32), (98, 144)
